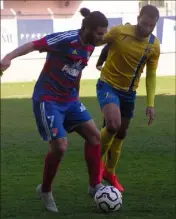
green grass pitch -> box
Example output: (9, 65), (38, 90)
(1, 76), (175, 219)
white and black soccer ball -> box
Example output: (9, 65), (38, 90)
(94, 186), (122, 213)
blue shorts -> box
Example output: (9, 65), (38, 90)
(32, 100), (92, 141)
(96, 79), (136, 119)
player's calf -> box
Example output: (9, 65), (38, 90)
(42, 139), (67, 193)
(75, 120), (104, 192)
(36, 138), (68, 213)
(115, 119), (130, 139)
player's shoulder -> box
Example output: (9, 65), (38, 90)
(110, 24), (126, 32)
(63, 29), (80, 35)
(118, 24), (134, 33)
(65, 29), (79, 37)
(49, 29), (80, 41)
(148, 34), (160, 57)
(151, 34), (160, 51)
(110, 24), (135, 40)
(153, 35), (160, 47)
(108, 25), (122, 34)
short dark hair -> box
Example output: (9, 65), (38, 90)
(80, 8), (108, 30)
(140, 4), (160, 20)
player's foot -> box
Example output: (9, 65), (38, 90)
(36, 184), (58, 213)
(88, 183), (104, 197)
(103, 169), (124, 192)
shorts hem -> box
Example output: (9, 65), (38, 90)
(66, 118), (92, 133)
(100, 100), (120, 110)
(42, 136), (67, 141)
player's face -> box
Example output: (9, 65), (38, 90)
(85, 26), (107, 45)
(137, 14), (158, 37)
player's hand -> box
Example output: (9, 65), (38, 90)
(96, 66), (103, 71)
(146, 107), (155, 125)
(0, 56), (11, 74)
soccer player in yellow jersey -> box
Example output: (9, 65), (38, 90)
(96, 5), (160, 192)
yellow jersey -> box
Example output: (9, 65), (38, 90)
(100, 24), (160, 92)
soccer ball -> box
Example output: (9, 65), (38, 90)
(94, 186), (122, 213)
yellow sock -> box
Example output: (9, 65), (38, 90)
(102, 153), (108, 166)
(100, 127), (115, 162)
(106, 138), (123, 174)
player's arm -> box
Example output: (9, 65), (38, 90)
(0, 42), (36, 73)
(146, 42), (160, 107)
(96, 44), (109, 71)
(0, 32), (66, 73)
(4, 42), (35, 60)
(76, 81), (81, 95)
(145, 41), (160, 125)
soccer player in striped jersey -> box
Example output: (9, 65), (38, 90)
(96, 5), (160, 192)
(0, 8), (108, 212)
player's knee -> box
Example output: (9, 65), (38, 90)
(116, 129), (128, 139)
(50, 139), (68, 160)
(106, 120), (121, 135)
(86, 130), (101, 145)
(87, 136), (100, 145)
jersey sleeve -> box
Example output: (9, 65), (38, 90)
(96, 44), (109, 67)
(146, 39), (160, 70)
(32, 32), (68, 52)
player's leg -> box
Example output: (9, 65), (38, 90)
(104, 94), (136, 191)
(106, 117), (131, 174)
(96, 80), (121, 170)
(103, 118), (130, 192)
(101, 119), (111, 173)
(33, 101), (68, 212)
(75, 119), (104, 196)
(64, 102), (103, 197)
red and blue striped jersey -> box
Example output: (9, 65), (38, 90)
(32, 29), (94, 102)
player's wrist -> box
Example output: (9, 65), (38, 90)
(147, 98), (155, 108)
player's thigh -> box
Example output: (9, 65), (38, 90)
(32, 101), (68, 156)
(120, 99), (135, 121)
(64, 101), (100, 144)
(116, 99), (135, 138)
(32, 101), (67, 142)
(96, 79), (121, 132)
(75, 119), (100, 145)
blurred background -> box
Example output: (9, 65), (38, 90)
(1, 0), (176, 82)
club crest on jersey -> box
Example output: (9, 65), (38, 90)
(72, 49), (77, 55)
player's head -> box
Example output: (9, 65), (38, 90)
(80, 8), (108, 45)
(137, 4), (159, 37)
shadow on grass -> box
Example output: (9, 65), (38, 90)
(1, 94), (175, 142)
